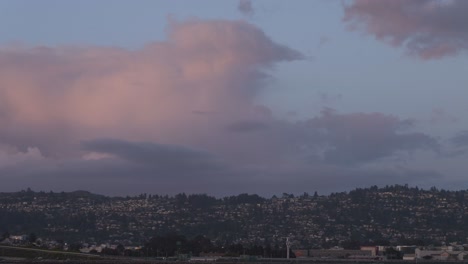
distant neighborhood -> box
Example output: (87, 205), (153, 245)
(3, 233), (468, 261)
(1, 185), (468, 260)
(293, 244), (468, 261)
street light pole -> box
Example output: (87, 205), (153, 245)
(286, 237), (291, 259)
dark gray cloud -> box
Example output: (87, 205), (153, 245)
(344, 0), (468, 59)
(430, 108), (458, 124)
(81, 138), (225, 172)
(0, 139), (234, 196)
(226, 120), (270, 133)
(450, 130), (468, 147)
(0, 158), (229, 196)
(238, 0), (255, 18)
(318, 92), (342, 105)
(0, 108), (445, 197)
(0, 146), (444, 197)
(442, 130), (468, 157)
(305, 110), (439, 165)
(262, 165), (444, 195)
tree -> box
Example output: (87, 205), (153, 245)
(175, 193), (188, 207)
(384, 247), (402, 260)
(68, 243), (82, 252)
(28, 233), (37, 244)
(1, 231), (10, 241)
(116, 244), (125, 255)
(187, 235), (213, 256)
(226, 243), (244, 256)
(341, 239), (361, 250)
(101, 247), (118, 255)
(144, 233), (188, 257)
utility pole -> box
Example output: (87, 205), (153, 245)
(286, 237), (291, 259)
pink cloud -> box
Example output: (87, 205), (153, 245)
(0, 19), (302, 156)
(0, 18), (445, 195)
(343, 0), (468, 59)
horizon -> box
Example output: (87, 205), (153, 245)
(2, 183), (461, 199)
(1, 0), (468, 196)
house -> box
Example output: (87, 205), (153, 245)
(416, 248), (468, 261)
(403, 254), (415, 260)
(292, 249), (308, 258)
(308, 249), (372, 259)
(360, 246), (378, 256)
(440, 251), (467, 261)
(9, 235), (27, 244)
(0, 238), (11, 245)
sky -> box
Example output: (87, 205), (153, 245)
(1, 0), (468, 196)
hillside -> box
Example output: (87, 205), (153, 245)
(1, 185), (467, 248)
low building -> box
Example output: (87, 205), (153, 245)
(308, 249), (372, 259)
(292, 249), (308, 258)
(9, 235), (27, 244)
(360, 246), (378, 256)
(416, 248), (468, 261)
(397, 245), (417, 254)
(403, 254), (415, 260)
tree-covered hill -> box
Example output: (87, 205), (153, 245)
(1, 185), (467, 248)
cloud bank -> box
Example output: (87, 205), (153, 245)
(343, 0), (468, 59)
(0, 19), (301, 153)
(305, 110), (439, 165)
(0, 18), (446, 195)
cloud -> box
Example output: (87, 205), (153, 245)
(0, 138), (235, 196)
(450, 130), (468, 147)
(343, 0), (468, 59)
(0, 17), (451, 196)
(318, 36), (330, 49)
(305, 109), (439, 165)
(0, 138), (444, 197)
(434, 130), (468, 158)
(238, 0), (255, 18)
(226, 120), (269, 133)
(429, 107), (458, 124)
(318, 92), (342, 105)
(0, 109), (443, 196)
(0, 145), (44, 167)
(81, 138), (223, 172)
(0, 18), (302, 156)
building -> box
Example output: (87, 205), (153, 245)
(360, 246), (378, 256)
(308, 249), (372, 259)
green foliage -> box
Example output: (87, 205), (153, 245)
(384, 247), (403, 259)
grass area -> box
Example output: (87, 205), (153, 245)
(0, 245), (101, 260)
